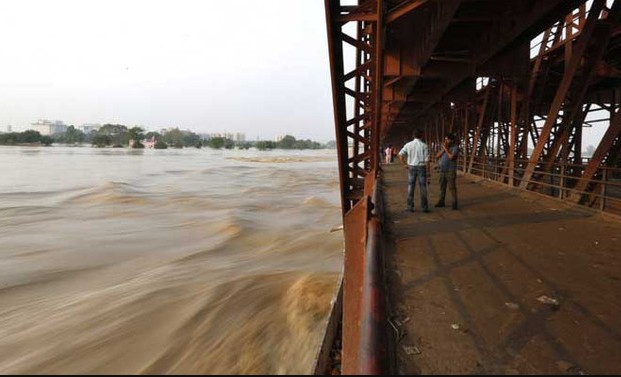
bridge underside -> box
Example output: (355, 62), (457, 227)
(324, 0), (621, 374)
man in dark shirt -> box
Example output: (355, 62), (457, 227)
(435, 133), (459, 210)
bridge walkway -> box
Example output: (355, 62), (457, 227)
(381, 163), (621, 375)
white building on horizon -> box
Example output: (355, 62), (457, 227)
(78, 123), (101, 134)
(31, 120), (67, 136)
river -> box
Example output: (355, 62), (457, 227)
(0, 146), (344, 374)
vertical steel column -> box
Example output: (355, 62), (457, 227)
(509, 84), (518, 187)
(325, 1), (388, 374)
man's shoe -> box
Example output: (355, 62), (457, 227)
(434, 202), (445, 208)
(423, 208), (430, 213)
(452, 203), (458, 210)
(404, 207), (414, 213)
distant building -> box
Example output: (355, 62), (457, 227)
(31, 120), (67, 136)
(78, 123), (100, 134)
(200, 132), (245, 141)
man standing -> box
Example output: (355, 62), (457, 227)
(435, 133), (459, 210)
(398, 129), (430, 213)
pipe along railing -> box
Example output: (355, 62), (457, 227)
(313, 169), (390, 375)
(341, 170), (389, 375)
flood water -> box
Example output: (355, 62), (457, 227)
(0, 146), (344, 374)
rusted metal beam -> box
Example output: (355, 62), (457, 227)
(571, 107), (621, 202)
(509, 84), (518, 186)
(386, 0), (429, 23)
(469, 86), (490, 173)
(404, 0), (585, 127)
(325, 0), (349, 213)
(519, 0), (605, 189)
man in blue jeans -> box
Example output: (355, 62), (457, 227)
(435, 133), (459, 210)
(398, 129), (430, 213)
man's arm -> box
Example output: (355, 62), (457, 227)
(398, 153), (408, 168)
(435, 149), (444, 159)
(449, 146), (459, 160)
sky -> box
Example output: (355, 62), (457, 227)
(0, 0), (336, 142)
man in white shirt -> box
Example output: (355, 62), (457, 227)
(398, 129), (431, 213)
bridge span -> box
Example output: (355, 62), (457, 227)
(320, 0), (621, 374)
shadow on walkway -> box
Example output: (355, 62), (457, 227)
(381, 163), (621, 375)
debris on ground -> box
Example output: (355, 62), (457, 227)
(556, 360), (586, 375)
(388, 316), (407, 343)
(537, 295), (560, 310)
(329, 225), (343, 233)
(403, 345), (421, 355)
(505, 302), (520, 310)
(451, 323), (469, 333)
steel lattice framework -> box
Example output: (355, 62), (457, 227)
(323, 0), (621, 374)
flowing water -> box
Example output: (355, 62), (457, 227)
(0, 146), (344, 374)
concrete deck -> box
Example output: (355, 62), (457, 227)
(381, 163), (621, 375)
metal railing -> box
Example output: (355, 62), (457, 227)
(461, 156), (621, 214)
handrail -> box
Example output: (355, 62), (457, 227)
(460, 156), (621, 214)
(340, 170), (390, 375)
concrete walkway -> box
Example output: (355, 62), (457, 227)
(381, 163), (621, 375)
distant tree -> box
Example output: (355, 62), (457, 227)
(195, 140), (203, 149)
(0, 130), (54, 145)
(256, 140), (276, 150)
(98, 124), (128, 146)
(206, 137), (225, 149)
(154, 140), (168, 149)
(21, 130), (42, 143)
(224, 138), (235, 149)
(325, 140), (337, 149)
(182, 131), (201, 147)
(56, 125), (85, 144)
(277, 135), (297, 149)
(144, 131), (162, 141)
(162, 128), (185, 147)
(40, 136), (54, 146)
(92, 134), (112, 147)
(128, 127), (145, 148)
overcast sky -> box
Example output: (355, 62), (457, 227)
(0, 0), (335, 141)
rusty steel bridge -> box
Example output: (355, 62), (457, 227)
(315, 0), (621, 374)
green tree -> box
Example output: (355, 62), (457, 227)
(224, 138), (235, 149)
(144, 131), (162, 141)
(154, 140), (168, 149)
(98, 124), (128, 146)
(207, 137), (225, 149)
(40, 136), (54, 146)
(56, 125), (85, 144)
(162, 128), (185, 147)
(277, 135), (297, 149)
(256, 140), (276, 150)
(128, 127), (145, 148)
(92, 134), (112, 147)
(182, 131), (201, 147)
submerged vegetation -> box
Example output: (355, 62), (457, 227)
(0, 126), (336, 151)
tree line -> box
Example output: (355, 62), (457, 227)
(0, 125), (337, 150)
